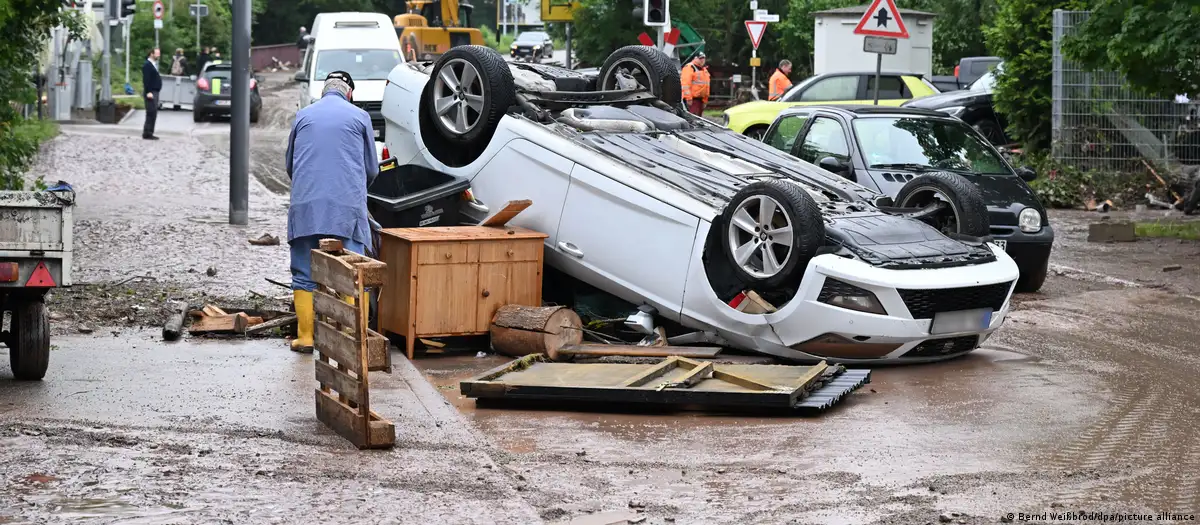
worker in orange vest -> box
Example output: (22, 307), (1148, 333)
(681, 52), (711, 116)
(768, 59), (793, 101)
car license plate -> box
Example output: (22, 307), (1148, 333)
(930, 308), (993, 335)
(992, 239), (1007, 251)
(215, 100), (230, 106)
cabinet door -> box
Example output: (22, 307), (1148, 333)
(414, 263), (479, 335)
(477, 261), (542, 331)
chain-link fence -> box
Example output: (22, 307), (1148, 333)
(1052, 9), (1200, 173)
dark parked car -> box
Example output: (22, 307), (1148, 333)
(509, 31), (553, 62)
(928, 56), (1002, 92)
(904, 64), (1009, 145)
(193, 61), (262, 123)
(763, 105), (1053, 292)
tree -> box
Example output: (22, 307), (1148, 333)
(0, 1), (84, 190)
(1062, 0), (1200, 99)
(984, 0), (1088, 153)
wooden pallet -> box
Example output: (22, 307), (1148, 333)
(311, 238), (396, 449)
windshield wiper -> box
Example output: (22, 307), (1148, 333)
(869, 163), (936, 172)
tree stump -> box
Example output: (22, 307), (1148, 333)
(489, 305), (582, 359)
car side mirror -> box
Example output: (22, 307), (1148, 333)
(1017, 166), (1037, 182)
(818, 156), (847, 174)
(294, 70), (308, 83)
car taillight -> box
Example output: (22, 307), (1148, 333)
(462, 188), (475, 202)
(954, 65), (960, 78)
(249, 78), (257, 90)
(380, 146), (390, 159)
(196, 78), (209, 91)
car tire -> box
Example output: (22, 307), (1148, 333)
(720, 180), (825, 290)
(1015, 255), (1049, 293)
(250, 109), (260, 123)
(425, 45), (515, 144)
(193, 110), (204, 123)
(8, 299), (49, 381)
(597, 46), (682, 107)
(894, 172), (991, 238)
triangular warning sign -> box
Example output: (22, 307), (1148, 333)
(25, 261), (55, 287)
(745, 21), (767, 50)
(853, 0), (910, 39)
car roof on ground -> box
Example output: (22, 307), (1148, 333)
(778, 104), (949, 119)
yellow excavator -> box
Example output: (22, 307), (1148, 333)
(394, 0), (485, 62)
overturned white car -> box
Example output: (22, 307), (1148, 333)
(380, 45), (1020, 363)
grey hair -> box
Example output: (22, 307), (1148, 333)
(322, 78), (351, 98)
(779, 59), (792, 68)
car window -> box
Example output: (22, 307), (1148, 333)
(204, 66), (231, 80)
(779, 76), (819, 102)
(968, 61), (995, 76)
(968, 68), (998, 92)
(315, 49), (403, 81)
(798, 76), (860, 102)
(852, 116), (1010, 175)
(765, 115), (809, 152)
(796, 117), (850, 164)
(864, 75), (906, 99)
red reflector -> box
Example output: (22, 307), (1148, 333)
(0, 262), (18, 283)
(25, 261), (55, 287)
(381, 146), (390, 159)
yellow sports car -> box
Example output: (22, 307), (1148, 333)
(723, 71), (940, 139)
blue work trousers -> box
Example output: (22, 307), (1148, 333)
(290, 235), (367, 291)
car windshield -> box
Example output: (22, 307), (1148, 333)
(516, 32), (548, 43)
(314, 49), (402, 81)
(852, 116), (1011, 175)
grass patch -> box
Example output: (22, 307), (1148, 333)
(1135, 220), (1200, 241)
(703, 109), (724, 119)
(12, 118), (60, 143)
(114, 94), (146, 110)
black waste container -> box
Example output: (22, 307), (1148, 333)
(367, 160), (470, 229)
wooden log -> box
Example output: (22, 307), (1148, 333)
(489, 305), (582, 358)
(555, 344), (722, 360)
(244, 314), (297, 335)
(162, 301), (188, 341)
(188, 312), (250, 334)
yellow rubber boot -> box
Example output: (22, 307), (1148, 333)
(291, 290), (315, 352)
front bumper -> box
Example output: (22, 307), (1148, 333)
(510, 47), (541, 58)
(989, 224), (1054, 270)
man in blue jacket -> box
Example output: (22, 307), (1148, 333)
(141, 47), (162, 140)
(284, 71), (379, 352)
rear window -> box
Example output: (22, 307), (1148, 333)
(204, 67), (231, 80)
(865, 76), (907, 99)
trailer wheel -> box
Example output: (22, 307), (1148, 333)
(9, 299), (49, 381)
(597, 46), (682, 107)
(894, 172), (990, 238)
(719, 180), (825, 290)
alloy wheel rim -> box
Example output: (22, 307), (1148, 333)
(727, 195), (795, 279)
(433, 58), (486, 135)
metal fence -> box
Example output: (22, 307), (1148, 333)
(1052, 9), (1200, 173)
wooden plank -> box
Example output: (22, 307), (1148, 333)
(311, 249), (359, 297)
(557, 344), (722, 359)
(668, 361), (713, 389)
(315, 359), (362, 406)
(479, 199), (533, 227)
(710, 368), (780, 391)
(244, 314), (297, 335)
(340, 253), (388, 287)
(318, 238), (344, 253)
(202, 305), (227, 317)
(791, 361), (830, 391)
(313, 289), (358, 331)
(379, 226), (549, 243)
(354, 276), (371, 444)
(378, 235), (412, 337)
(188, 313), (249, 334)
(315, 389), (397, 449)
(619, 357), (681, 388)
(314, 320), (363, 375)
(366, 329), (389, 372)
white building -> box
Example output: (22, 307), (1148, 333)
(812, 5), (936, 76)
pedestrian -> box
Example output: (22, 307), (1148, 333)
(197, 46), (210, 75)
(680, 51), (711, 116)
(297, 26), (309, 50)
(169, 48), (187, 76)
(212, 49), (222, 60)
(284, 71), (379, 353)
(768, 59), (793, 101)
(141, 47), (162, 140)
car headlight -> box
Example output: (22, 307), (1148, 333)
(1018, 207), (1042, 233)
(533, 45), (541, 50)
(817, 278), (887, 315)
(939, 106), (966, 118)
(510, 44), (517, 49)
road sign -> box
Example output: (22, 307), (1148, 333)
(749, 57), (761, 67)
(189, 3), (207, 17)
(541, 0), (579, 22)
(853, 0), (909, 39)
(154, 18), (163, 28)
(153, 0), (163, 19)
(749, 0), (757, 9)
(754, 12), (779, 22)
(745, 20), (767, 50)
(863, 35), (897, 54)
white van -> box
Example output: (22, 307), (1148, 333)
(296, 12), (403, 141)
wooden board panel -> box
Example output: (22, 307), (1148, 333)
(313, 289), (359, 332)
(188, 313), (249, 334)
(415, 241), (479, 265)
(380, 226), (549, 243)
(477, 239), (542, 263)
(311, 249), (359, 297)
(315, 359), (362, 406)
(314, 320), (363, 375)
(414, 263), (479, 334)
(315, 390), (395, 449)
(365, 329), (390, 372)
(479, 199), (533, 227)
(339, 252), (388, 287)
(476, 261), (542, 332)
(378, 235), (413, 337)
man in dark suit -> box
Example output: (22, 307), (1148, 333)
(142, 47), (162, 140)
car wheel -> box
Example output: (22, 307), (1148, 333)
(250, 109), (260, 123)
(426, 45), (514, 144)
(1015, 255), (1049, 293)
(597, 46), (682, 107)
(193, 110), (204, 123)
(720, 180), (825, 290)
(894, 172), (990, 238)
(8, 299), (49, 381)
(744, 126), (769, 141)
(972, 119), (1006, 145)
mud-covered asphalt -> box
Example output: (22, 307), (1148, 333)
(2, 73), (1198, 523)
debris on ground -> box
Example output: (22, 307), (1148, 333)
(205, 266), (218, 277)
(248, 233), (280, 246)
(729, 290), (777, 314)
(186, 303), (293, 336)
(1085, 198), (1114, 213)
(162, 300), (188, 341)
(1163, 264), (1183, 272)
(489, 305), (583, 358)
(1087, 221), (1136, 242)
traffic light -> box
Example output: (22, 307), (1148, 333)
(120, 0), (136, 18)
(643, 0), (668, 27)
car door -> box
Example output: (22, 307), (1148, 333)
(786, 75), (861, 104)
(554, 165), (699, 322)
(858, 74), (910, 106)
(790, 113), (877, 189)
(762, 110), (813, 154)
(469, 140), (573, 247)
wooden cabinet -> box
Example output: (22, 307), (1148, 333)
(377, 226), (548, 359)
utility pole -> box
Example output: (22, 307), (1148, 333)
(229, 0), (250, 225)
(101, 0), (112, 101)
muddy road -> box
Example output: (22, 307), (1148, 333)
(3, 73), (1199, 523)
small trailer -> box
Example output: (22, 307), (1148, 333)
(0, 186), (75, 380)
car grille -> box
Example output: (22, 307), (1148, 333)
(901, 335), (979, 358)
(355, 101), (382, 113)
(897, 281), (1012, 319)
